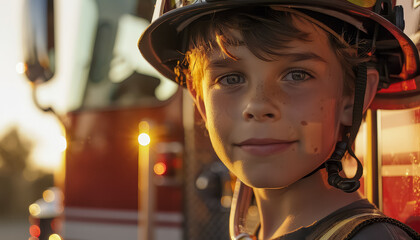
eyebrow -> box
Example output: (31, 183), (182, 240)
(206, 57), (240, 69)
(279, 52), (327, 63)
(206, 51), (327, 70)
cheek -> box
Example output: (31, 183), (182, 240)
(203, 91), (236, 163)
(301, 99), (339, 154)
(291, 91), (342, 159)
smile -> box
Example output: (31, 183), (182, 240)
(234, 138), (297, 156)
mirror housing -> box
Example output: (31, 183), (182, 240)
(22, 0), (55, 82)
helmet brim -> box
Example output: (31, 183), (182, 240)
(138, 0), (420, 104)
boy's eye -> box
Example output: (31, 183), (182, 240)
(283, 70), (312, 82)
(217, 74), (245, 85)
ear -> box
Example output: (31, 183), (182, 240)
(363, 68), (380, 112)
(340, 68), (379, 126)
(186, 76), (207, 122)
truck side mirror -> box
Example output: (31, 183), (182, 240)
(22, 0), (55, 82)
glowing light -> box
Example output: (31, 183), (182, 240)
(16, 62), (26, 74)
(58, 135), (67, 152)
(221, 196), (232, 208)
(33, 131), (66, 172)
(195, 176), (209, 190)
(29, 203), (41, 216)
(247, 205), (259, 217)
(138, 133), (150, 146)
(48, 234), (62, 240)
(43, 189), (55, 203)
(29, 225), (41, 237)
(153, 162), (167, 176)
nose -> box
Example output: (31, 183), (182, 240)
(242, 95), (280, 122)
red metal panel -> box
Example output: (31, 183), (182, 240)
(64, 92), (184, 211)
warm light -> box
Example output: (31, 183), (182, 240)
(29, 203), (41, 216)
(33, 133), (66, 172)
(138, 133), (151, 146)
(247, 205), (259, 217)
(16, 62), (26, 74)
(221, 195), (232, 208)
(43, 189), (55, 203)
(58, 136), (67, 152)
(153, 162), (167, 176)
(29, 225), (41, 237)
(195, 176), (209, 190)
(48, 234), (62, 240)
(378, 79), (417, 93)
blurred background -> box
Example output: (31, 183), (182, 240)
(0, 1), (60, 239)
(0, 0), (65, 240)
(1, 0), (420, 240)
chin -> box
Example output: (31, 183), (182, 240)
(238, 173), (298, 189)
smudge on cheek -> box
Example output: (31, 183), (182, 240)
(301, 121), (308, 126)
(301, 122), (322, 155)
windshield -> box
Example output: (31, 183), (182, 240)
(81, 0), (178, 110)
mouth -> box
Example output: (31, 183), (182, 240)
(234, 138), (297, 156)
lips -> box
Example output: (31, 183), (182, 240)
(235, 138), (297, 156)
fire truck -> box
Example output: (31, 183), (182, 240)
(23, 0), (231, 239)
(22, 0), (419, 240)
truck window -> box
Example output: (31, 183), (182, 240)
(82, 0), (178, 110)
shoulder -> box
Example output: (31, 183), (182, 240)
(350, 222), (418, 240)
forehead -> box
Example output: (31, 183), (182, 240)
(206, 16), (334, 62)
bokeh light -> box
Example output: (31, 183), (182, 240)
(29, 225), (41, 238)
(48, 234), (62, 240)
(138, 133), (150, 146)
(153, 162), (167, 176)
(43, 189), (55, 203)
(29, 203), (41, 216)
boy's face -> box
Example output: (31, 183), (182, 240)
(193, 18), (352, 188)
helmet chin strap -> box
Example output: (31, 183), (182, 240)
(325, 62), (367, 193)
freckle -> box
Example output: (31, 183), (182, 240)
(320, 106), (324, 110)
(314, 147), (318, 153)
(301, 121), (308, 126)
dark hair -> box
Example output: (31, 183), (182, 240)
(183, 6), (367, 97)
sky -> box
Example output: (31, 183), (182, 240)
(0, 0), (63, 173)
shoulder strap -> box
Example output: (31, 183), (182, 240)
(319, 214), (420, 240)
(342, 217), (420, 240)
(318, 212), (382, 240)
(307, 207), (382, 240)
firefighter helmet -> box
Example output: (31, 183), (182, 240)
(137, 0), (420, 192)
(138, 0), (419, 93)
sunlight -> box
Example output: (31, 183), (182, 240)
(15, 62), (26, 74)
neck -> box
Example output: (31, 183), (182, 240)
(253, 170), (362, 240)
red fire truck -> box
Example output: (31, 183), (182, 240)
(22, 0), (420, 240)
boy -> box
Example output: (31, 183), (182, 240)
(138, 0), (420, 239)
